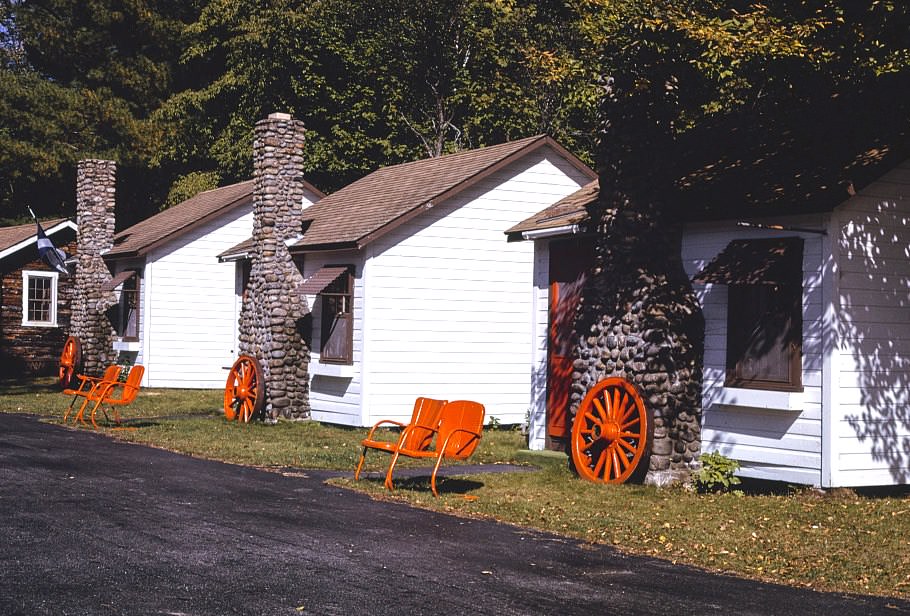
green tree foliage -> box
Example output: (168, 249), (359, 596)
(153, 0), (601, 193)
(0, 0), (202, 219)
(1, 0), (907, 221)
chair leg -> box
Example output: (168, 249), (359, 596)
(63, 395), (79, 422)
(72, 396), (92, 425)
(384, 450), (404, 491)
(354, 447), (368, 481)
(430, 452), (447, 497)
(89, 400), (105, 429)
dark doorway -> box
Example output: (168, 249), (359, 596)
(546, 237), (593, 449)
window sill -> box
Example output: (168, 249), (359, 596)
(311, 361), (354, 378)
(21, 321), (57, 328)
(713, 387), (803, 412)
(113, 340), (141, 352)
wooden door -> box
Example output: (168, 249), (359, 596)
(547, 238), (593, 440)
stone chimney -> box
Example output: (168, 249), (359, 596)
(71, 159), (118, 375)
(238, 113), (311, 421)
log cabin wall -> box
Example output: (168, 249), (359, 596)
(0, 237), (77, 376)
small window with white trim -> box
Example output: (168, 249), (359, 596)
(22, 270), (58, 326)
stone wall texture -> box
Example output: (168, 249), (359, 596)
(70, 159), (118, 376)
(573, 196), (704, 486)
(238, 113), (311, 420)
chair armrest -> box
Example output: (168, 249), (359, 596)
(64, 374), (101, 395)
(364, 419), (407, 441)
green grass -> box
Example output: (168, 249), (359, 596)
(2, 379), (908, 599)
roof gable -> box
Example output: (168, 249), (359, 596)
(0, 218), (76, 262)
(292, 136), (595, 250)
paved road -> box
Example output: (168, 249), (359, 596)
(1, 414), (907, 616)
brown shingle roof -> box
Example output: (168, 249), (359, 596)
(0, 218), (74, 257)
(291, 135), (595, 250)
(506, 181), (599, 236)
(106, 181), (255, 259)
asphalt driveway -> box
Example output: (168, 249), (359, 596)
(1, 413), (907, 616)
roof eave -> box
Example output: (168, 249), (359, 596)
(288, 240), (360, 253)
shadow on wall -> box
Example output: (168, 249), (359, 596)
(840, 198), (910, 483)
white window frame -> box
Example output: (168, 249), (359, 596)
(21, 270), (59, 327)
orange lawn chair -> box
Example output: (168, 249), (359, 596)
(72, 365), (144, 429)
(384, 400), (485, 497)
(62, 365), (122, 422)
(354, 397), (446, 481)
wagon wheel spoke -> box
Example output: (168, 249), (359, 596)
(572, 377), (652, 484)
(592, 397), (609, 423)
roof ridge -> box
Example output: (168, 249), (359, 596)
(369, 134), (545, 174)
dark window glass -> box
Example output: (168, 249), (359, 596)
(320, 269), (352, 364)
(726, 283), (802, 391)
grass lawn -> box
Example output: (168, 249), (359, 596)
(2, 378), (908, 600)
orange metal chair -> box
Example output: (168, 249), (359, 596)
(73, 365), (144, 429)
(354, 397), (446, 481)
(62, 365), (122, 422)
(384, 400), (485, 497)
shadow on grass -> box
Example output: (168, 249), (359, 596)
(0, 378), (61, 395)
(734, 477), (910, 499)
(388, 475), (485, 496)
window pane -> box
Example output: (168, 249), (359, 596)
(27, 276), (53, 323)
(319, 268), (353, 363)
(726, 284), (801, 389)
(322, 313), (352, 361)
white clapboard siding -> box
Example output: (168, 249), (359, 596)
(682, 217), (828, 485)
(305, 250), (365, 426)
(833, 159), (910, 486)
(141, 206), (254, 388)
(358, 147), (591, 427)
(526, 239), (552, 450)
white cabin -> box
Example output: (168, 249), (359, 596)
(281, 136), (595, 427)
(512, 159), (910, 487)
(103, 180), (323, 388)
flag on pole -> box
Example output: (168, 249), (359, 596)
(28, 207), (70, 277)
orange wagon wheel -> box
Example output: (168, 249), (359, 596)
(571, 377), (652, 484)
(223, 355), (265, 423)
(58, 336), (82, 390)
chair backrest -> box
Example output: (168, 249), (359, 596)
(100, 365), (122, 383)
(400, 397), (446, 451)
(437, 400), (485, 459)
(116, 365), (145, 403)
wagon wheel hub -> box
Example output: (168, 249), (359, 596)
(601, 420), (620, 443)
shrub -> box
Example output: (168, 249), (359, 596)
(693, 451), (742, 493)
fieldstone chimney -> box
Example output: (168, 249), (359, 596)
(239, 113), (311, 421)
(71, 159), (118, 375)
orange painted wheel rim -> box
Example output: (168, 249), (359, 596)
(571, 377), (651, 484)
(223, 355), (265, 423)
(58, 336), (81, 389)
